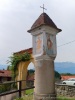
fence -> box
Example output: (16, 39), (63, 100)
(1, 81), (75, 99)
(0, 80), (35, 98)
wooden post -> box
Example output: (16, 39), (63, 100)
(19, 81), (21, 97)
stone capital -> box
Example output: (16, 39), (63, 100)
(34, 55), (55, 61)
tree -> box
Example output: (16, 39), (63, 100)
(55, 71), (61, 80)
(61, 73), (73, 76)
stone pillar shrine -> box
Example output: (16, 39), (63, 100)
(28, 12), (62, 100)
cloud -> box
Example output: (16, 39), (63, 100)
(0, 0), (75, 65)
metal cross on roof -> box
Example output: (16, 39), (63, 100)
(40, 4), (47, 13)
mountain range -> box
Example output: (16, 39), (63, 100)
(55, 62), (75, 74)
(0, 62), (75, 74)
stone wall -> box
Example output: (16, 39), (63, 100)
(55, 84), (75, 98)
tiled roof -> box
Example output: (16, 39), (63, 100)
(0, 70), (4, 73)
(61, 75), (75, 80)
(0, 70), (12, 77)
(28, 13), (61, 32)
(14, 48), (32, 55)
(27, 74), (34, 81)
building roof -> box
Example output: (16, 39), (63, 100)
(61, 75), (75, 80)
(28, 13), (61, 32)
(0, 70), (4, 73)
(27, 74), (34, 81)
(14, 48), (32, 55)
(0, 70), (12, 77)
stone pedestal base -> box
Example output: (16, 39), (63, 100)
(34, 93), (56, 100)
(34, 59), (56, 100)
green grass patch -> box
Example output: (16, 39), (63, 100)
(25, 89), (34, 95)
(14, 95), (33, 100)
(15, 96), (75, 100)
(57, 96), (75, 100)
(15, 91), (75, 100)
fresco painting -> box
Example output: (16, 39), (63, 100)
(35, 34), (43, 54)
(33, 33), (56, 57)
(43, 33), (56, 57)
(46, 34), (53, 55)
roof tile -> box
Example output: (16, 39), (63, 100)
(28, 13), (61, 32)
(0, 70), (11, 77)
(14, 48), (32, 55)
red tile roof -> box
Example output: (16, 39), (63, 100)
(0, 70), (4, 73)
(61, 75), (75, 80)
(28, 13), (61, 32)
(0, 70), (12, 77)
(27, 74), (34, 81)
(14, 48), (32, 55)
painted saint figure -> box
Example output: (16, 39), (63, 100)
(46, 34), (53, 55)
(36, 34), (42, 54)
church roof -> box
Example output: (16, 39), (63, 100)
(28, 13), (61, 32)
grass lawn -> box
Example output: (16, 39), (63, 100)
(15, 95), (75, 100)
(57, 96), (75, 100)
(25, 89), (75, 100)
(15, 89), (75, 100)
(14, 95), (33, 100)
(25, 89), (34, 95)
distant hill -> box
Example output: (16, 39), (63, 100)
(55, 62), (75, 74)
(29, 62), (75, 74)
(0, 62), (75, 74)
(0, 64), (7, 70)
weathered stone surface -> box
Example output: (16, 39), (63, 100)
(55, 84), (75, 98)
(34, 93), (56, 100)
(34, 59), (56, 100)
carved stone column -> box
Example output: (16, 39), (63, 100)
(33, 58), (56, 100)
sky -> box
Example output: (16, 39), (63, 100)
(0, 0), (75, 66)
